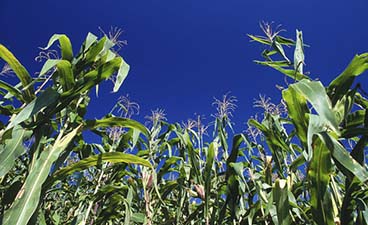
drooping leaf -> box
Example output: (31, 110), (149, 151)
(322, 132), (368, 183)
(328, 53), (368, 106)
(41, 34), (73, 61)
(50, 152), (152, 183)
(0, 80), (25, 102)
(308, 114), (368, 182)
(85, 117), (149, 138)
(56, 60), (74, 91)
(247, 34), (272, 45)
(112, 57), (130, 93)
(254, 60), (309, 81)
(39, 59), (60, 76)
(0, 44), (34, 102)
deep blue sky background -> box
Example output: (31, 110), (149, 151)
(1, 0), (368, 132)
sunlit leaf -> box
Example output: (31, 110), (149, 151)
(0, 44), (34, 102)
(2, 125), (81, 225)
(41, 34), (73, 61)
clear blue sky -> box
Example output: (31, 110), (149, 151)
(1, 0), (368, 132)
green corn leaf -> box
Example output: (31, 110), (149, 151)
(341, 127), (368, 138)
(294, 30), (304, 75)
(272, 40), (290, 63)
(308, 114), (368, 182)
(345, 110), (365, 129)
(204, 142), (216, 221)
(333, 88), (357, 125)
(273, 179), (291, 225)
(80, 33), (98, 54)
(291, 79), (339, 133)
(249, 115), (289, 173)
(254, 60), (309, 81)
(131, 213), (146, 223)
(7, 87), (59, 129)
(218, 134), (244, 224)
(2, 125), (81, 225)
(51, 152), (152, 183)
(328, 53), (368, 106)
(341, 136), (368, 224)
(350, 127), (367, 166)
(355, 92), (368, 109)
(225, 134), (244, 179)
(0, 44), (34, 102)
(282, 85), (309, 149)
(307, 135), (334, 225)
(99, 38), (115, 58)
(84, 36), (107, 64)
(262, 49), (278, 60)
(255, 60), (291, 67)
(56, 60), (74, 91)
(217, 119), (228, 154)
(247, 34), (272, 45)
(157, 156), (182, 181)
(112, 56), (130, 93)
(0, 104), (17, 117)
(41, 34), (73, 61)
(40, 59), (75, 92)
(0, 126), (32, 177)
(0, 80), (25, 102)
(64, 57), (122, 97)
(39, 59), (60, 76)
(290, 154), (306, 171)
(327, 134), (368, 183)
(123, 187), (133, 225)
(275, 36), (296, 46)
(229, 162), (246, 181)
(183, 131), (202, 184)
(85, 117), (149, 138)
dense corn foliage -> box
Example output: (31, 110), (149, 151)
(0, 26), (368, 224)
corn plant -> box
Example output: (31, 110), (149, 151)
(246, 24), (368, 224)
(1, 25), (368, 225)
(0, 32), (152, 225)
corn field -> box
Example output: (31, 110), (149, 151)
(0, 27), (368, 225)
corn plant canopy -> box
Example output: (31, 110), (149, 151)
(0, 28), (368, 225)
